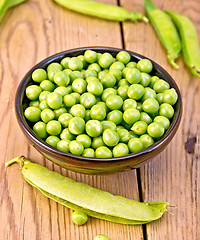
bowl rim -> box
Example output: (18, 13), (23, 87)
(15, 46), (182, 163)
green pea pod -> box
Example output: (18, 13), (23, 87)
(54, 0), (148, 23)
(166, 11), (200, 78)
(145, 0), (181, 69)
(0, 0), (12, 22)
(6, 156), (169, 225)
(9, 0), (26, 8)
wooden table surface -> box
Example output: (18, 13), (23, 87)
(0, 0), (200, 239)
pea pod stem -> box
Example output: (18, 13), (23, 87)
(6, 156), (169, 225)
(54, 0), (148, 23)
(166, 11), (200, 78)
(145, 0), (181, 69)
(0, 0), (12, 22)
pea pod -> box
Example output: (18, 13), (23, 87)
(9, 0), (26, 8)
(166, 11), (200, 78)
(0, 0), (11, 22)
(145, 0), (181, 69)
(54, 0), (148, 23)
(6, 156), (169, 225)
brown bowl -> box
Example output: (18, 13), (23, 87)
(15, 47), (182, 174)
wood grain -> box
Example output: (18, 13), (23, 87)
(121, 0), (200, 239)
(0, 0), (143, 240)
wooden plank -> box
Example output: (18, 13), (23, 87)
(121, 0), (200, 239)
(0, 0), (144, 239)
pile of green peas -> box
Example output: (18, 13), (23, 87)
(24, 50), (178, 158)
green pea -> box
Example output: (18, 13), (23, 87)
(70, 71), (84, 81)
(24, 106), (41, 122)
(88, 63), (101, 73)
(137, 59), (153, 73)
(129, 131), (139, 139)
(69, 140), (84, 156)
(29, 100), (40, 108)
(32, 68), (47, 83)
(101, 88), (117, 102)
(84, 50), (98, 63)
(147, 122), (165, 138)
(40, 80), (55, 92)
(91, 136), (105, 149)
(45, 136), (60, 148)
(139, 112), (152, 124)
(103, 129), (119, 147)
(72, 78), (87, 94)
(54, 107), (67, 119)
(68, 117), (85, 135)
(154, 115), (170, 130)
(39, 100), (50, 110)
(95, 146), (112, 158)
(33, 121), (48, 139)
(162, 88), (178, 105)
(39, 91), (50, 102)
(100, 73), (116, 88)
(85, 109), (91, 121)
(77, 55), (88, 68)
(140, 134), (154, 148)
(70, 104), (86, 118)
(113, 143), (129, 157)
(126, 61), (137, 68)
(117, 85), (129, 100)
(131, 121), (148, 135)
(60, 128), (75, 141)
(68, 57), (83, 71)
(64, 94), (76, 107)
(71, 211), (88, 225)
(107, 110), (123, 125)
(84, 68), (98, 78)
(118, 78), (130, 87)
(54, 86), (71, 96)
(126, 68), (142, 84)
(156, 93), (164, 104)
(87, 79), (103, 96)
(123, 99), (137, 111)
(159, 103), (174, 119)
(47, 92), (63, 109)
(127, 84), (144, 100)
(46, 120), (62, 135)
(142, 98), (159, 114)
(58, 113), (73, 127)
(117, 128), (131, 143)
(116, 51), (131, 64)
(82, 148), (95, 158)
(57, 139), (70, 153)
(41, 109), (55, 123)
(101, 120), (116, 131)
(128, 138), (144, 153)
(48, 68), (61, 82)
(76, 134), (91, 148)
(90, 104), (106, 120)
(123, 108), (140, 125)
(149, 76), (159, 88)
(47, 62), (63, 71)
(153, 79), (170, 93)
(70, 92), (80, 103)
(54, 71), (70, 86)
(106, 95), (123, 110)
(140, 73), (151, 87)
(110, 61), (125, 71)
(99, 53), (114, 69)
(86, 120), (103, 137)
(60, 57), (70, 69)
(80, 92), (96, 109)
(26, 85), (42, 100)
(141, 87), (156, 101)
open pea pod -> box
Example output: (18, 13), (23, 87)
(166, 11), (200, 78)
(6, 156), (169, 225)
(145, 0), (181, 69)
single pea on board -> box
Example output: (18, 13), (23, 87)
(93, 234), (110, 240)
